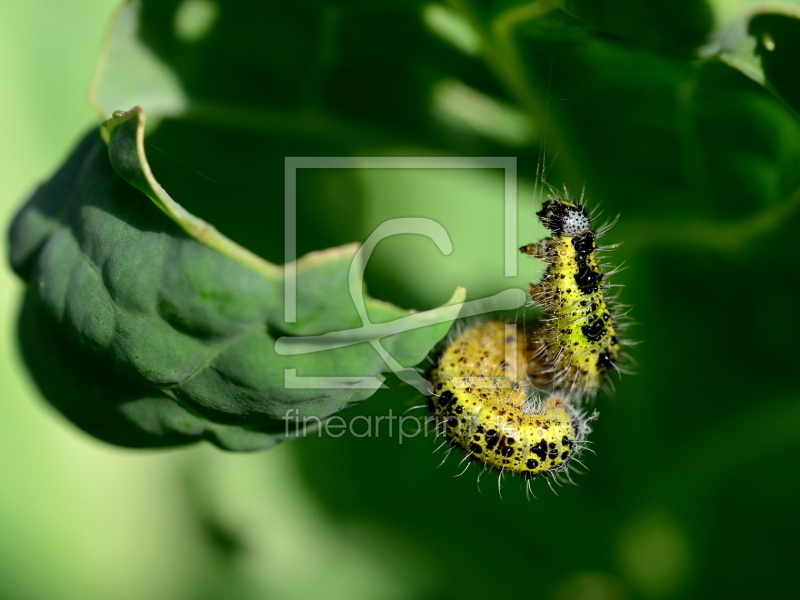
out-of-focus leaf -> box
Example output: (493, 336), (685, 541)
(88, 0), (456, 143)
(506, 0), (800, 118)
(748, 12), (800, 114)
(89, 0), (187, 123)
(561, 0), (713, 56)
(700, 1), (800, 115)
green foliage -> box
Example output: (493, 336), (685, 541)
(6, 0), (800, 597)
(9, 106), (463, 449)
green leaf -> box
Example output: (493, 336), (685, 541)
(9, 107), (465, 450)
(89, 0), (188, 123)
(17, 292), (285, 451)
(561, 0), (713, 56)
(701, 1), (800, 116)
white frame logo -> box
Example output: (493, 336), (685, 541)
(276, 156), (525, 395)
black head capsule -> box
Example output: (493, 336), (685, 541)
(537, 199), (592, 237)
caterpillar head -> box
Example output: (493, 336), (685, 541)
(537, 199), (591, 237)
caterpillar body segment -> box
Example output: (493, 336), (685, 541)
(521, 195), (622, 394)
(428, 320), (589, 478)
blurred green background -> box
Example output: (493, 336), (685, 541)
(3, 1), (800, 599)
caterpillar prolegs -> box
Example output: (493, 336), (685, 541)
(427, 190), (627, 483)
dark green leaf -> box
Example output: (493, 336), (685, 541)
(9, 108), (464, 449)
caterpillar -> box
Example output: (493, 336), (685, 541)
(520, 192), (624, 394)
(425, 190), (625, 485)
(427, 320), (591, 479)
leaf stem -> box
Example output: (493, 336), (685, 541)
(620, 182), (800, 253)
(448, 0), (554, 117)
(446, 0), (578, 183)
(492, 0), (565, 45)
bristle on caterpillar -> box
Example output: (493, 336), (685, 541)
(427, 320), (590, 478)
(520, 192), (623, 394)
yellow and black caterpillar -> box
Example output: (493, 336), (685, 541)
(427, 191), (626, 484)
(428, 320), (591, 479)
(521, 195), (623, 394)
